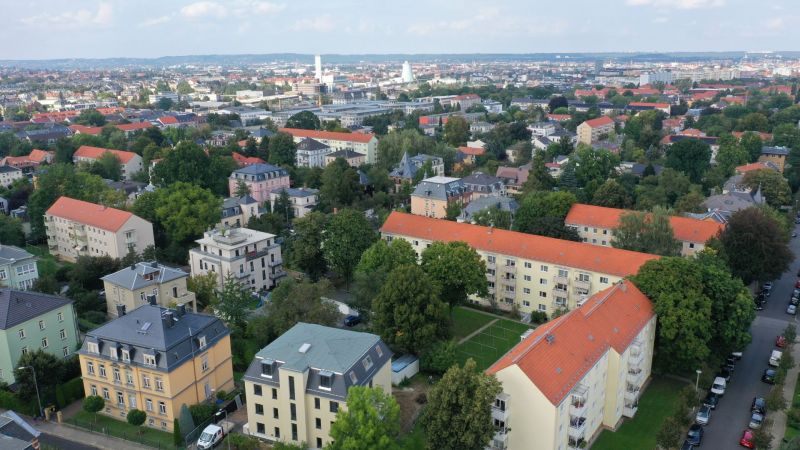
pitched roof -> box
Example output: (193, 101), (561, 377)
(381, 212), (658, 277)
(45, 196), (135, 232)
(74, 145), (138, 164)
(68, 124), (103, 135)
(115, 122), (153, 132)
(101, 261), (188, 291)
(487, 280), (655, 405)
(458, 146), (486, 156)
(735, 161), (778, 174)
(628, 102), (670, 108)
(231, 152), (266, 166)
(27, 149), (53, 163)
(0, 245), (36, 266)
(0, 289), (72, 330)
(564, 203), (724, 244)
(158, 116), (178, 125)
(279, 128), (376, 144)
(582, 116), (614, 128)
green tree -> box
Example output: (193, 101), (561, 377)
(714, 136), (749, 176)
(514, 190), (578, 238)
(187, 273), (218, 310)
(327, 386), (401, 450)
(261, 279), (339, 339)
(673, 190), (706, 214)
(126, 409), (147, 435)
(423, 359), (502, 450)
(742, 169), (791, 208)
(420, 340), (459, 375)
(82, 395), (105, 423)
(234, 180), (250, 197)
(227, 434), (261, 450)
(14, 347), (65, 406)
(591, 179), (632, 208)
(444, 116), (470, 147)
(573, 146), (620, 189)
(323, 209), (377, 285)
(664, 139), (711, 183)
(0, 214), (25, 246)
(176, 81), (194, 95)
(373, 265), (449, 354)
(376, 129), (439, 169)
(739, 132), (764, 162)
(656, 416), (683, 450)
(291, 211), (328, 281)
(85, 152), (123, 181)
(471, 207), (513, 229)
(267, 132), (297, 167)
(611, 207), (682, 256)
(135, 182), (221, 244)
(285, 111), (321, 130)
(720, 207), (793, 285)
(320, 158), (361, 210)
(152, 142), (213, 188)
(73, 109), (106, 126)
(521, 152), (555, 193)
(214, 273), (253, 329)
(421, 241), (487, 309)
(353, 239), (417, 317)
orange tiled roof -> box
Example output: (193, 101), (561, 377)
(74, 145), (138, 164)
(735, 162), (777, 174)
(732, 131), (772, 142)
(547, 114), (571, 121)
(158, 116), (178, 125)
(45, 196), (134, 232)
(487, 280), (655, 405)
(565, 204), (724, 244)
(458, 146), (486, 156)
(279, 128), (375, 144)
(629, 102), (670, 108)
(380, 212), (658, 277)
(231, 152), (265, 166)
(582, 116), (614, 128)
(28, 149), (53, 163)
(115, 122), (152, 132)
(68, 124), (103, 135)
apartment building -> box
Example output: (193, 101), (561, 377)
(486, 280), (656, 450)
(564, 203), (724, 256)
(0, 166), (23, 188)
(0, 289), (80, 384)
(380, 212), (658, 316)
(78, 304), (233, 432)
(269, 187), (319, 219)
(73, 145), (143, 180)
(44, 197), (155, 263)
(759, 146), (790, 172)
(101, 261), (197, 318)
(279, 128), (378, 164)
(0, 245), (39, 291)
(228, 164), (291, 205)
(576, 116), (614, 146)
(243, 323), (392, 449)
(295, 138), (331, 168)
(220, 195), (263, 229)
(410, 176), (467, 219)
(189, 227), (285, 293)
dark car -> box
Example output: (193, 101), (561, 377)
(762, 369), (777, 384)
(343, 315), (361, 327)
(752, 397), (766, 414)
(704, 392), (720, 409)
(686, 424), (703, 446)
(680, 440), (695, 450)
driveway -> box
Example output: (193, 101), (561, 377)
(695, 225), (800, 449)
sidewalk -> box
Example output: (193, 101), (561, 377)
(770, 338), (800, 448)
(36, 419), (155, 450)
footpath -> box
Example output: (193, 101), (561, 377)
(771, 337), (800, 448)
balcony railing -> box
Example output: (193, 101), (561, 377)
(491, 404), (509, 423)
(623, 402), (639, 418)
(233, 271), (250, 279)
(568, 416), (587, 439)
(501, 264), (516, 274)
(553, 275), (569, 285)
(627, 368), (644, 386)
(570, 384), (588, 416)
(624, 386), (640, 402)
(490, 430), (508, 450)
(629, 345), (644, 366)
(574, 277), (591, 291)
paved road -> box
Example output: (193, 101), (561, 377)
(697, 225), (800, 449)
(40, 432), (101, 450)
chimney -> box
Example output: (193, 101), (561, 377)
(162, 311), (174, 328)
(116, 304), (126, 317)
(177, 303), (186, 317)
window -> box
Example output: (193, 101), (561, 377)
(253, 384), (262, 396)
(143, 354), (156, 367)
(558, 268), (569, 278)
(99, 365), (106, 378)
(289, 376), (296, 400)
(117, 392), (124, 407)
(18, 329), (25, 339)
(57, 312), (64, 322)
(60, 329), (67, 340)
(155, 378), (164, 391)
(315, 418), (322, 429)
(524, 275), (531, 281)
(255, 404), (264, 415)
(600, 276), (609, 284)
(375, 345), (383, 358)
(142, 375), (151, 388)
(330, 401), (339, 413)
(523, 288), (531, 294)
(87, 362), (95, 375)
(578, 273), (590, 282)
(274, 427), (280, 439)
(349, 372), (358, 384)
(90, 385), (97, 396)
(256, 423), (265, 434)
(261, 360), (274, 378)
(38, 320), (45, 330)
(522, 300), (530, 307)
(540, 265), (549, 272)
(362, 355), (373, 371)
(122, 349), (130, 362)
(198, 336), (207, 349)
(63, 346), (70, 357)
(290, 403), (297, 421)
(113, 368), (121, 382)
(538, 304), (547, 312)
(314, 398), (320, 409)
(158, 401), (166, 415)
(689, 243), (695, 249)
(201, 355), (209, 372)
(126, 372), (134, 385)
(102, 388), (110, 400)
(524, 262), (532, 268)
(272, 388), (278, 400)
(539, 291), (547, 298)
(0, 269), (5, 280)
(317, 438), (323, 449)
(41, 337), (49, 348)
(145, 399), (153, 412)
(291, 424), (298, 441)
(319, 372), (332, 390)
(128, 395), (137, 409)
(109, 347), (118, 360)
(273, 408), (279, 419)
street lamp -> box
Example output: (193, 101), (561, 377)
(695, 369), (702, 392)
(215, 409), (230, 450)
(18, 366), (43, 419)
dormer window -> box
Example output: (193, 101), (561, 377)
(143, 354), (157, 367)
(87, 342), (99, 354)
(362, 355), (373, 371)
(319, 370), (333, 390)
(198, 336), (207, 350)
(122, 349), (130, 362)
(109, 346), (118, 360)
(261, 359), (275, 378)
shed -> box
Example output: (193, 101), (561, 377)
(391, 354), (420, 385)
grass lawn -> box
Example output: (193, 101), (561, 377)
(784, 371), (800, 441)
(451, 306), (496, 341)
(25, 244), (67, 279)
(72, 410), (176, 448)
(592, 377), (686, 450)
(456, 319), (532, 370)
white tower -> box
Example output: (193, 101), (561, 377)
(401, 61), (415, 83)
(315, 55), (322, 82)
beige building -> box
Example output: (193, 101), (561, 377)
(189, 227), (285, 293)
(243, 323), (392, 449)
(220, 196), (263, 229)
(380, 212), (658, 316)
(280, 128), (379, 164)
(101, 261), (197, 318)
(410, 176), (467, 219)
(269, 188), (319, 219)
(487, 281), (656, 450)
(44, 196), (155, 263)
(576, 116), (614, 146)
(0, 166), (23, 188)
(73, 145), (143, 180)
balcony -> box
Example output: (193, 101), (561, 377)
(246, 248), (270, 261)
(501, 289), (516, 299)
(485, 260), (496, 270)
(574, 277), (591, 291)
(491, 404), (509, 423)
(267, 259), (283, 268)
(501, 264), (516, 275)
(553, 274), (569, 285)
(570, 384), (588, 417)
(568, 416), (587, 440)
(485, 271), (496, 281)
(552, 284), (568, 296)
(623, 401), (639, 418)
(567, 437), (587, 450)
(624, 386), (640, 402)
(490, 430), (508, 450)
(233, 271), (250, 279)
(629, 344), (644, 367)
(552, 299), (568, 309)
(627, 368), (644, 386)
(125, 236), (137, 245)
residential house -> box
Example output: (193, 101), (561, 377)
(73, 145), (143, 180)
(626, 102), (671, 114)
(115, 122), (153, 137)
(78, 304), (233, 432)
(576, 116), (614, 146)
(189, 227), (285, 293)
(564, 204), (724, 256)
(0, 149), (54, 174)
(0, 246), (38, 291)
(220, 196), (263, 229)
(735, 161), (779, 175)
(0, 166), (23, 188)
(232, 152), (266, 168)
(410, 176), (467, 219)
(454, 94), (481, 110)
(279, 128), (378, 164)
(458, 196), (519, 224)
(389, 152), (444, 190)
(324, 150), (365, 167)
(456, 146), (486, 168)
(0, 289), (80, 384)
(496, 164), (531, 195)
(699, 188), (765, 223)
(228, 164), (291, 205)
(44, 196), (155, 263)
(269, 188), (319, 219)
(295, 138), (331, 168)
(0, 410), (41, 450)
(0, 196), (8, 214)
(68, 124), (103, 136)
(486, 280), (656, 450)
(759, 146), (790, 172)
(380, 212), (658, 316)
(470, 121), (495, 134)
(461, 172), (505, 198)
(101, 262), (197, 318)
(243, 323), (392, 448)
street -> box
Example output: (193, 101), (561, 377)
(697, 225), (800, 449)
(40, 432), (100, 450)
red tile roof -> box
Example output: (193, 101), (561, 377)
(629, 102), (670, 108)
(68, 124), (103, 135)
(279, 128), (376, 144)
(74, 145), (138, 164)
(735, 162), (777, 174)
(458, 146), (486, 156)
(381, 212), (658, 277)
(487, 280), (655, 405)
(158, 116), (178, 125)
(565, 204), (724, 244)
(231, 152), (265, 166)
(582, 116), (614, 128)
(45, 196), (134, 232)
(115, 122), (152, 132)
(732, 131), (772, 142)
(28, 149), (53, 163)
(547, 114), (571, 121)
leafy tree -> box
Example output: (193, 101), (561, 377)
(373, 264), (449, 354)
(673, 190), (706, 214)
(285, 111), (321, 130)
(521, 152), (555, 193)
(323, 209), (377, 285)
(656, 416), (683, 450)
(320, 158), (361, 210)
(548, 96), (568, 112)
(421, 242), (487, 309)
(353, 239), (417, 318)
(260, 279), (338, 340)
(214, 274), (253, 329)
(591, 179), (632, 208)
(611, 207), (682, 256)
(420, 340), (459, 375)
(85, 152), (123, 181)
(471, 207), (513, 229)
(720, 207), (793, 284)
(327, 386), (401, 450)
(14, 349), (65, 407)
(227, 434), (262, 450)
(422, 359), (502, 450)
(444, 116), (470, 147)
(445, 201), (462, 221)
(157, 97), (174, 111)
(126, 409), (147, 434)
(267, 132), (297, 167)
(135, 182), (221, 245)
(742, 169), (791, 208)
(234, 180), (250, 197)
(291, 211), (328, 281)
(0, 214), (25, 246)
(82, 395), (105, 423)
(714, 136), (749, 176)
(739, 132), (764, 162)
(176, 80), (194, 95)
(514, 190), (577, 238)
(573, 146), (620, 189)
(664, 139), (711, 183)
(74, 109), (106, 126)
(151, 142), (236, 196)
(376, 129), (439, 169)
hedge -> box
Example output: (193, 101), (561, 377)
(56, 377), (85, 408)
(0, 389), (37, 416)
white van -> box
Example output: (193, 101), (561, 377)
(711, 376), (726, 396)
(770, 350), (783, 367)
(197, 423), (228, 450)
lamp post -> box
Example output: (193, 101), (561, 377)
(695, 369), (702, 392)
(18, 365), (43, 419)
(215, 409), (230, 450)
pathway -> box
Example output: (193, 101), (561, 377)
(457, 318), (498, 345)
(771, 336), (800, 448)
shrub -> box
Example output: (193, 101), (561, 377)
(189, 403), (215, 425)
(420, 341), (458, 375)
(767, 386), (787, 411)
(529, 311), (548, 324)
(785, 324), (797, 344)
(173, 419), (182, 446)
(788, 408), (800, 429)
(226, 433), (260, 450)
(656, 416), (683, 450)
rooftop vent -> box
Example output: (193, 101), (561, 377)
(298, 343), (311, 354)
(545, 334), (555, 344)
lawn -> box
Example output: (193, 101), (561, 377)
(592, 377), (686, 450)
(450, 306), (496, 341)
(71, 410), (177, 448)
(25, 244), (67, 279)
(784, 371), (800, 441)
(456, 318), (533, 370)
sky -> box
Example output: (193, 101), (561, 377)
(0, 0), (797, 60)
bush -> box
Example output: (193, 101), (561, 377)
(788, 407), (800, 429)
(420, 341), (458, 375)
(173, 419), (182, 446)
(767, 386), (787, 411)
(189, 403), (215, 425)
(785, 324), (797, 344)
(656, 415), (683, 450)
(0, 390), (36, 416)
(56, 377), (84, 408)
(226, 433), (260, 450)
(529, 311), (548, 324)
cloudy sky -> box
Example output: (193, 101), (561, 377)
(1, 0), (797, 60)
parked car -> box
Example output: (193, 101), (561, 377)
(343, 315), (361, 327)
(791, 297), (799, 306)
(740, 429), (755, 448)
(763, 282), (774, 293)
(752, 397), (766, 414)
(680, 441), (695, 450)
(717, 368), (731, 382)
(731, 351), (743, 360)
(770, 350), (783, 367)
(704, 391), (720, 409)
(749, 412), (764, 429)
(788, 304), (797, 315)
(762, 369), (777, 384)
(686, 424), (704, 446)
(777, 335), (787, 348)
(711, 377), (727, 396)
(695, 404), (711, 425)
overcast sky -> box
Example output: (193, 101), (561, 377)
(1, 0), (797, 60)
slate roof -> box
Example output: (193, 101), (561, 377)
(762, 146), (790, 156)
(101, 261), (188, 291)
(296, 137), (329, 151)
(0, 245), (36, 266)
(0, 289), (72, 330)
(270, 187), (318, 198)
(461, 196), (519, 222)
(412, 176), (465, 201)
(0, 410), (39, 450)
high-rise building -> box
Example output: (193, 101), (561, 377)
(401, 61), (415, 83)
(314, 55), (322, 82)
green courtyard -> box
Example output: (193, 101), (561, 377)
(455, 312), (533, 371)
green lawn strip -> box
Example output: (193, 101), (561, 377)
(785, 371), (800, 440)
(591, 377), (686, 450)
(450, 306), (496, 341)
(25, 244), (66, 279)
(456, 319), (533, 370)
(72, 410), (175, 447)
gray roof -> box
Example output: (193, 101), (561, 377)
(232, 163), (288, 176)
(462, 196), (519, 222)
(270, 187), (319, 198)
(0, 245), (36, 266)
(0, 165), (22, 174)
(296, 137), (329, 151)
(702, 189), (764, 214)
(762, 146), (789, 156)
(461, 172), (505, 192)
(328, 149), (362, 159)
(412, 177), (464, 201)
(0, 289), (72, 330)
(80, 304), (229, 373)
(0, 411), (39, 450)
(101, 261), (188, 291)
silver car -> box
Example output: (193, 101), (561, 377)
(696, 405), (711, 426)
(749, 412), (764, 429)
(788, 304), (797, 315)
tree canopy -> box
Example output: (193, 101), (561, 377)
(664, 139), (711, 184)
(327, 386), (401, 450)
(611, 207), (682, 256)
(323, 209), (377, 285)
(719, 207), (793, 284)
(286, 111), (321, 130)
(290, 211), (328, 281)
(421, 241), (487, 309)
